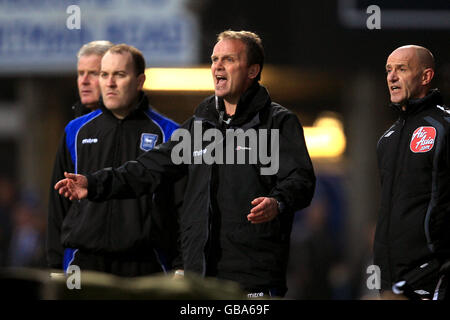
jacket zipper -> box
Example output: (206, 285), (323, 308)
(202, 118), (223, 276)
(106, 119), (123, 250)
(386, 116), (406, 284)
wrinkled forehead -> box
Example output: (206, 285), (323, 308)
(212, 38), (247, 57)
(77, 54), (102, 69)
(386, 48), (418, 67)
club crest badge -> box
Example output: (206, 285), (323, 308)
(410, 126), (436, 153)
(140, 133), (158, 151)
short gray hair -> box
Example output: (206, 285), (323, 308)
(77, 40), (114, 59)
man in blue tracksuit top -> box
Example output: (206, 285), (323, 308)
(47, 44), (181, 276)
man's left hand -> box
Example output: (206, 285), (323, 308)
(247, 197), (279, 224)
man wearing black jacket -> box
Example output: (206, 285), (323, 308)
(55, 31), (316, 297)
(73, 41), (114, 118)
(47, 44), (181, 277)
(376, 45), (450, 299)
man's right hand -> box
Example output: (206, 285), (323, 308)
(54, 172), (88, 200)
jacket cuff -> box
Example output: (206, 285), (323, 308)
(270, 194), (287, 215)
(86, 173), (98, 200)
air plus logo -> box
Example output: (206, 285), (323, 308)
(410, 126), (436, 153)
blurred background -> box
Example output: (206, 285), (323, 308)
(0, 0), (449, 299)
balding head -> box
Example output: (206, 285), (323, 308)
(385, 45), (435, 107)
(393, 45), (435, 71)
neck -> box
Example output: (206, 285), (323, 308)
(221, 82), (257, 116)
(111, 108), (131, 120)
(112, 94), (142, 119)
(85, 102), (100, 110)
(224, 100), (237, 116)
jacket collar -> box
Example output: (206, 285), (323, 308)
(99, 91), (150, 120)
(194, 82), (271, 127)
(390, 88), (443, 116)
(72, 100), (90, 118)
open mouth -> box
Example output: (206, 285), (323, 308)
(391, 86), (401, 92)
(215, 75), (227, 86)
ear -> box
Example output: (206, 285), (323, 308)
(137, 73), (146, 91)
(421, 68), (434, 86)
(248, 64), (260, 80)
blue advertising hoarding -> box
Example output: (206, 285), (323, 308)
(0, 0), (199, 73)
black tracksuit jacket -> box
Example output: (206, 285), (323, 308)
(47, 93), (181, 272)
(87, 83), (316, 294)
(375, 89), (450, 293)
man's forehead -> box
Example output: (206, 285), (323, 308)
(101, 51), (132, 68)
(386, 48), (417, 66)
(212, 39), (246, 56)
(77, 54), (102, 68)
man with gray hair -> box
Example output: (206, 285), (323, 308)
(73, 40), (114, 117)
(46, 41), (113, 271)
(376, 45), (449, 300)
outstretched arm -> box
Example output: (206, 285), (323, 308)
(54, 172), (88, 201)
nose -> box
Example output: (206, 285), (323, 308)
(212, 59), (224, 71)
(80, 73), (90, 84)
(106, 75), (116, 87)
(387, 70), (398, 83)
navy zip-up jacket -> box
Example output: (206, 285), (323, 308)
(47, 93), (181, 271)
(85, 83), (315, 294)
(375, 89), (450, 293)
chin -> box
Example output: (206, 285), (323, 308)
(390, 95), (404, 105)
(214, 91), (225, 98)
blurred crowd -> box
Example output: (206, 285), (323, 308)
(285, 175), (378, 300)
(0, 175), (46, 269)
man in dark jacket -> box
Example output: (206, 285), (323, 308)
(47, 44), (181, 277)
(73, 41), (114, 118)
(54, 31), (316, 297)
(375, 45), (450, 300)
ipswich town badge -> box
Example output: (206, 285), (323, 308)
(140, 133), (158, 151)
(410, 126), (436, 153)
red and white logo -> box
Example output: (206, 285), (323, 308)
(410, 126), (436, 153)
